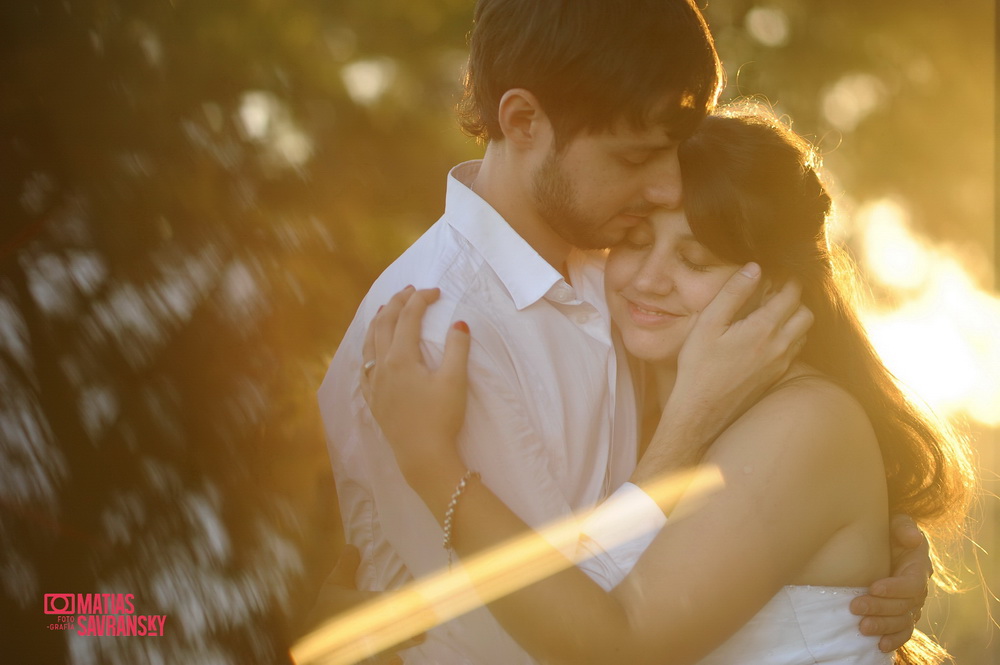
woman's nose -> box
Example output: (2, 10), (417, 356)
(631, 255), (674, 295)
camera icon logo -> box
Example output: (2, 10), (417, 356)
(44, 594), (75, 614)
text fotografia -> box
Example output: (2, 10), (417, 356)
(43, 593), (167, 637)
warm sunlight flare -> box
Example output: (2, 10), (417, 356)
(290, 467), (723, 665)
(855, 199), (1000, 427)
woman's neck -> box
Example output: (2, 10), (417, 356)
(636, 360), (678, 459)
(637, 358), (821, 461)
(652, 362), (678, 411)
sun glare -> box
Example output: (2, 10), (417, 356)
(855, 199), (1000, 427)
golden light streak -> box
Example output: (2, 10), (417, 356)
(290, 466), (722, 665)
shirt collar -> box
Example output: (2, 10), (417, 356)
(445, 160), (566, 310)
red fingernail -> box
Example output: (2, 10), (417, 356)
(453, 321), (469, 333)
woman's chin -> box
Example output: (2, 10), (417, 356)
(614, 323), (685, 363)
(621, 340), (681, 365)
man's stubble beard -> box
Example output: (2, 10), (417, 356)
(531, 149), (619, 251)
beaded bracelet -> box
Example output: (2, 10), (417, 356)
(442, 470), (481, 567)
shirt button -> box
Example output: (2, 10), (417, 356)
(574, 313), (589, 324)
(552, 288), (571, 303)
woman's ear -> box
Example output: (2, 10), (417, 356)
(496, 88), (552, 150)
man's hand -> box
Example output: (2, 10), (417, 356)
(850, 515), (933, 653)
(634, 264), (813, 479)
(305, 545), (426, 664)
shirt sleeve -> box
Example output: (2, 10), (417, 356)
(575, 482), (667, 591)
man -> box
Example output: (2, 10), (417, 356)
(317, 1), (930, 662)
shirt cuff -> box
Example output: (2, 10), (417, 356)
(575, 482), (667, 591)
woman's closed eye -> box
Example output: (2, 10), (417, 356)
(678, 242), (730, 272)
(679, 254), (712, 272)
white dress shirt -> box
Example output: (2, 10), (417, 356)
(318, 161), (640, 664)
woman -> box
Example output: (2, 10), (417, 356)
(361, 105), (975, 664)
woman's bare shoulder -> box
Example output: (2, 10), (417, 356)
(760, 363), (869, 425)
(709, 363), (878, 469)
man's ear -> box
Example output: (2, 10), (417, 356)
(496, 88), (552, 150)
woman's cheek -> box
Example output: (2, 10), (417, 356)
(693, 270), (741, 312)
(604, 250), (636, 294)
(671, 272), (717, 315)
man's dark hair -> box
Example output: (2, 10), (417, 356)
(458, 0), (722, 145)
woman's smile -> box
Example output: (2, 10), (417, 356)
(623, 295), (685, 327)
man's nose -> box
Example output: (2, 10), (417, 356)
(642, 151), (683, 210)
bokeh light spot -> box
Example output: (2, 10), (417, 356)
(821, 73), (886, 132)
(745, 7), (790, 47)
(341, 58), (398, 106)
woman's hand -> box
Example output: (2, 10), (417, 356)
(634, 267), (812, 482)
(672, 269), (812, 433)
(361, 286), (471, 478)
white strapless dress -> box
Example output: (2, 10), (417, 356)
(695, 586), (892, 664)
(577, 483), (893, 664)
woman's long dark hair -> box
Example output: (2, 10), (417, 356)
(679, 103), (977, 665)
